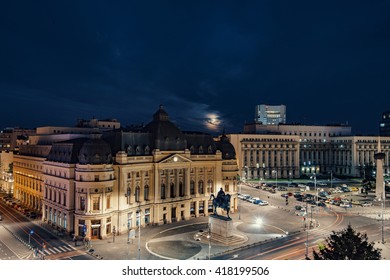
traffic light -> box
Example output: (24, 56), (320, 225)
(285, 196), (289, 205)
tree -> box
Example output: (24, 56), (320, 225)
(312, 225), (381, 260)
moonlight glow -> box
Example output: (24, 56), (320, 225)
(205, 113), (222, 130)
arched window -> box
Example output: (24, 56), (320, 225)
(144, 185), (149, 201)
(190, 146), (195, 154)
(145, 146), (150, 155)
(190, 180), (195, 195)
(135, 186), (140, 202)
(170, 183), (175, 198)
(126, 186), (131, 204)
(208, 146), (213, 153)
(161, 184), (166, 199)
(198, 180), (204, 194)
(207, 180), (213, 193)
(179, 181), (184, 197)
(199, 146), (203, 154)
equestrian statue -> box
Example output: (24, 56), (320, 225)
(210, 188), (231, 219)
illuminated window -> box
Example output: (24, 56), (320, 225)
(92, 197), (100, 211)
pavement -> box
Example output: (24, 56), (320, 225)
(85, 212), (291, 260)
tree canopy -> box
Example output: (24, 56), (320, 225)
(312, 225), (381, 260)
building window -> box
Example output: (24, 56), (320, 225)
(144, 185), (149, 201)
(80, 196), (86, 211)
(190, 180), (195, 195)
(179, 182), (184, 197)
(95, 175), (99, 182)
(170, 183), (175, 198)
(161, 184), (166, 199)
(207, 180), (213, 193)
(198, 180), (204, 194)
(106, 195), (111, 209)
(92, 197), (100, 211)
(135, 186), (140, 202)
(126, 187), (131, 204)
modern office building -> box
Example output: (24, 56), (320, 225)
(254, 104), (286, 125)
(380, 111), (390, 136)
(13, 106), (238, 240)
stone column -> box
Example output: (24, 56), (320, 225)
(375, 138), (385, 199)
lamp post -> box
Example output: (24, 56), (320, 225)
(238, 179), (242, 220)
(137, 208), (141, 260)
(305, 202), (309, 259)
(207, 223), (211, 260)
(112, 226), (116, 243)
(256, 163), (260, 186)
(381, 193), (385, 244)
(330, 170), (333, 188)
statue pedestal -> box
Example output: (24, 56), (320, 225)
(209, 214), (233, 238)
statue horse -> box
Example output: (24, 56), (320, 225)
(210, 193), (231, 218)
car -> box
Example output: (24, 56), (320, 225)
(349, 187), (359, 192)
(255, 199), (269, 206)
(29, 212), (37, 219)
(293, 191), (301, 197)
(295, 205), (304, 211)
(248, 197), (258, 203)
(281, 193), (289, 198)
(295, 209), (307, 216)
(316, 201), (326, 207)
(361, 201), (373, 207)
(340, 203), (352, 208)
(351, 200), (362, 206)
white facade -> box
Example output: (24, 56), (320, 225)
(228, 134), (300, 180)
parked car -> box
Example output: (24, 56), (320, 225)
(361, 201), (373, 207)
(255, 200), (269, 206)
(340, 202), (352, 208)
(295, 209), (307, 216)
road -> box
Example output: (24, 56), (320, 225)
(213, 183), (390, 260)
(0, 197), (94, 260)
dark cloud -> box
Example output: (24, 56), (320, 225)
(0, 0), (389, 135)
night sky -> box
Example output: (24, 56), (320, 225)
(1, 1), (389, 135)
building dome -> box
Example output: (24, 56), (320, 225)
(142, 105), (187, 150)
(78, 137), (112, 164)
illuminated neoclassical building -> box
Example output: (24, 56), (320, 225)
(14, 107), (238, 240)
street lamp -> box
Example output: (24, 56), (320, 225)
(207, 223), (211, 260)
(256, 163), (260, 186)
(330, 170), (333, 188)
(136, 207), (141, 260)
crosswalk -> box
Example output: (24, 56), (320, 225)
(33, 244), (77, 259)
